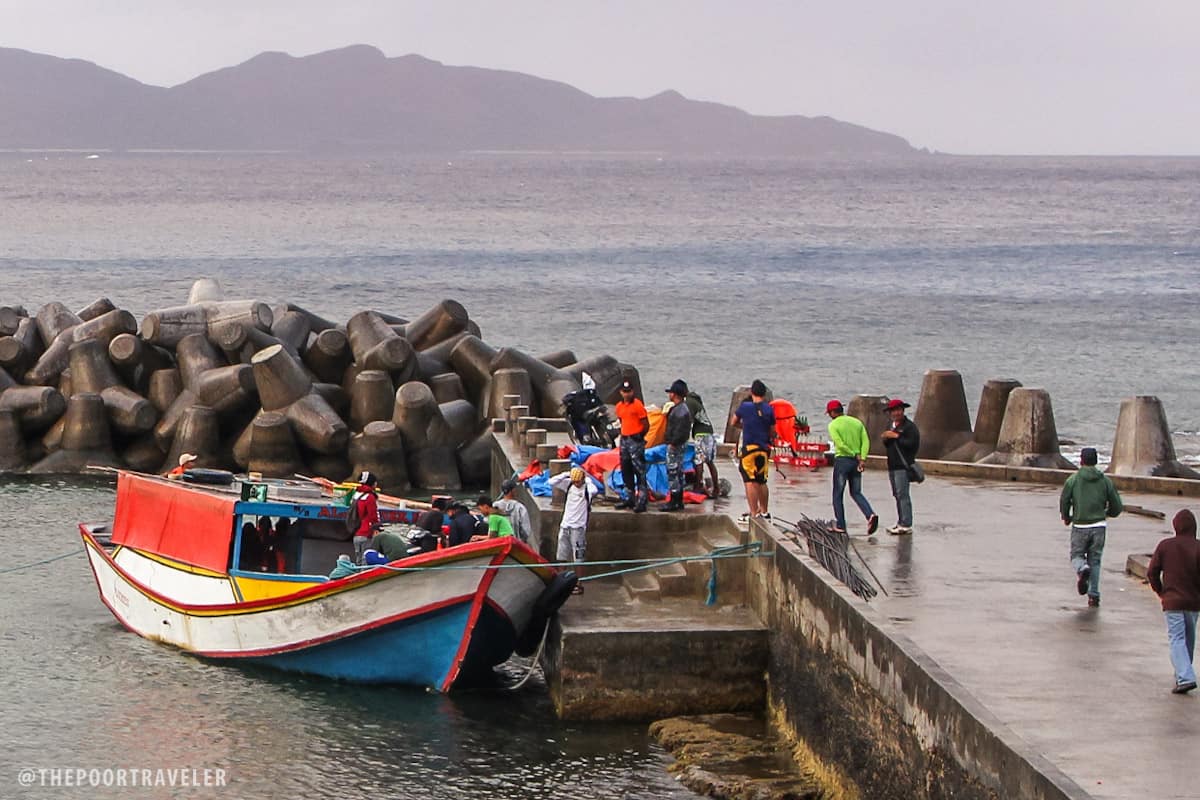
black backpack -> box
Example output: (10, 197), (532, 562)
(345, 493), (363, 535)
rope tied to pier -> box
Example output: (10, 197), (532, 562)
(0, 549), (84, 575)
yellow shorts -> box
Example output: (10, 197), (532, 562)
(739, 446), (770, 484)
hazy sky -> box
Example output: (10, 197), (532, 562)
(2, 1), (1197, 155)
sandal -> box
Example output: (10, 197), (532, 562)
(571, 584), (585, 595)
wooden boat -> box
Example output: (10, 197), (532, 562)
(80, 471), (572, 691)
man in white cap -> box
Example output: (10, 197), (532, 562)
(881, 398), (920, 535)
(351, 471), (381, 565)
(166, 453), (198, 478)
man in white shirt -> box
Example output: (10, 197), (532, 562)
(547, 467), (594, 595)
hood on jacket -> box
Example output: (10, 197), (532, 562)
(1174, 509), (1197, 538)
(1078, 465), (1105, 482)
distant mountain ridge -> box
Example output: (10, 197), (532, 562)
(0, 44), (917, 156)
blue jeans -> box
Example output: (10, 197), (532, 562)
(1165, 610), (1198, 686)
(832, 457), (874, 530)
(1069, 524), (1106, 599)
(888, 469), (912, 527)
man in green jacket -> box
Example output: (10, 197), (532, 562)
(827, 400), (879, 535)
(1060, 447), (1123, 607)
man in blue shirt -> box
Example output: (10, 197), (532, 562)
(730, 380), (775, 521)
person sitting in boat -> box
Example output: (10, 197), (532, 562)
(471, 496), (514, 542)
(257, 516), (280, 573)
(166, 452), (197, 478)
(445, 502), (478, 548)
(328, 554), (358, 580)
(351, 472), (381, 566)
(237, 521), (262, 571)
(371, 529), (410, 562)
(414, 497), (448, 538)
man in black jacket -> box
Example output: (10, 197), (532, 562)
(881, 398), (920, 535)
(660, 379), (693, 512)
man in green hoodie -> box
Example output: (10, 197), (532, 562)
(1060, 447), (1123, 607)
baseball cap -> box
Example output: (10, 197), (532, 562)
(825, 399), (843, 414)
(885, 399), (910, 411)
(178, 453), (198, 467)
(500, 478), (518, 494)
(666, 379), (688, 396)
(619, 380), (634, 392)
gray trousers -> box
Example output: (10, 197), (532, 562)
(1070, 524), (1106, 598)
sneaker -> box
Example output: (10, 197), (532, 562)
(866, 514), (879, 535)
(738, 513), (752, 524)
(1172, 681), (1197, 694)
(892, 526), (913, 536)
(885, 524), (902, 534)
(1076, 566), (1091, 596)
(1087, 596), (1100, 608)
(830, 526), (847, 535)
(755, 512), (772, 521)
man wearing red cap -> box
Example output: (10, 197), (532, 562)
(826, 400), (878, 535)
(881, 398), (920, 535)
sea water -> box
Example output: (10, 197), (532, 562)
(0, 153), (1197, 798)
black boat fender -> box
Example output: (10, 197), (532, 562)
(182, 468), (235, 486)
(513, 570), (577, 657)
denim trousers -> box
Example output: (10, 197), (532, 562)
(888, 468), (912, 527)
(832, 456), (874, 529)
(1165, 610), (1199, 686)
(1069, 524), (1106, 598)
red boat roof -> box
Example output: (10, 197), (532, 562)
(110, 472), (236, 573)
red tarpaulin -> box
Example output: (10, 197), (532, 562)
(110, 472), (237, 573)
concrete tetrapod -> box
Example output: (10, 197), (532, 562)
(1107, 396), (1200, 479)
(187, 278), (223, 305)
(154, 334), (227, 449)
(564, 354), (625, 404)
(486, 368), (532, 423)
(269, 310), (312, 359)
(162, 405), (222, 472)
(348, 420), (409, 493)
(846, 395), (890, 457)
(944, 379), (1023, 463)
(979, 387), (1074, 470)
(913, 369), (974, 459)
(429, 373), (466, 404)
(457, 428), (494, 487)
(29, 392), (121, 473)
(538, 350), (578, 369)
(141, 300), (274, 349)
(349, 370), (395, 432)
(0, 367), (67, 432)
(245, 410), (304, 479)
(489, 347), (581, 418)
(403, 299), (470, 351)
(0, 408), (27, 471)
(147, 368), (183, 414)
(108, 333), (173, 395)
(0, 306), (27, 337)
(68, 339), (158, 435)
(448, 334), (498, 409)
(346, 311), (416, 379)
(0, 317), (43, 375)
(76, 297), (116, 322)
(392, 380), (461, 490)
(252, 344), (349, 455)
(302, 328), (352, 384)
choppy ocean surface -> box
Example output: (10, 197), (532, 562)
(0, 153), (1198, 797)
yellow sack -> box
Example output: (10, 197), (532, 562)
(645, 408), (666, 448)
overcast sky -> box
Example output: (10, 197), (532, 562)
(2, 1), (1197, 155)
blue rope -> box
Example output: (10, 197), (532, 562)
(0, 549), (83, 575)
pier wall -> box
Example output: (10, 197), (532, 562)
(745, 521), (1091, 800)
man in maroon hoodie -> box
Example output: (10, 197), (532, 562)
(1147, 509), (1200, 694)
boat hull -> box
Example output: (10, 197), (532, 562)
(81, 530), (552, 690)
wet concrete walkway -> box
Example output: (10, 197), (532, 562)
(759, 467), (1200, 800)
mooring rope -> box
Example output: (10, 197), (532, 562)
(0, 549), (84, 575)
(369, 541), (765, 583)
